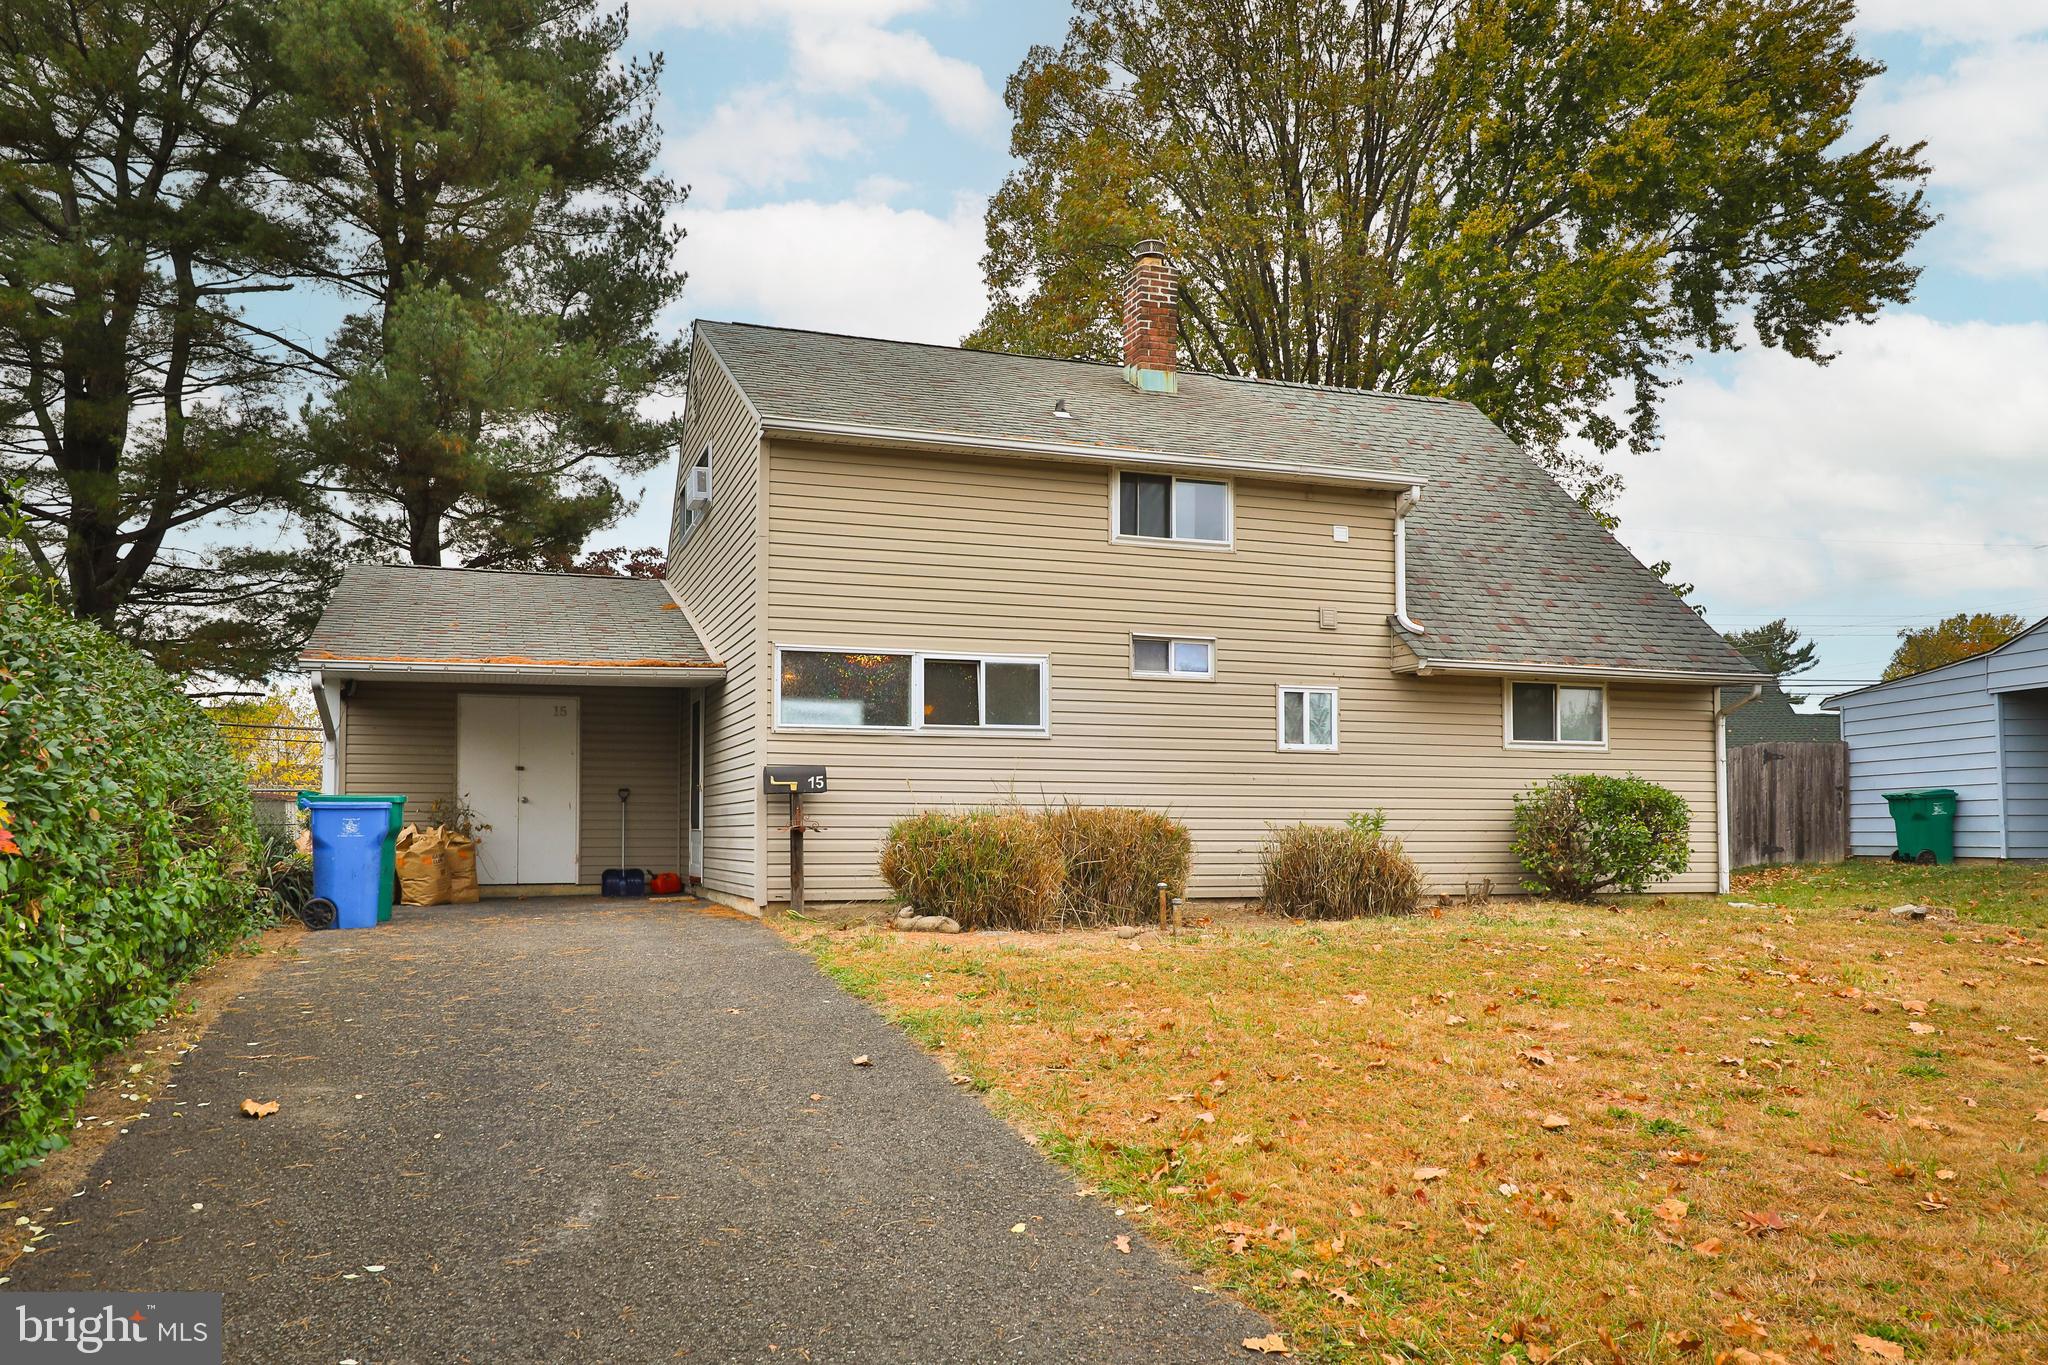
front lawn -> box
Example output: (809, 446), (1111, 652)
(787, 888), (2047, 1361)
(1731, 860), (2048, 929)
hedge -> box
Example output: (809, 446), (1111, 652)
(1259, 815), (1425, 919)
(0, 584), (267, 1175)
(879, 805), (1195, 931)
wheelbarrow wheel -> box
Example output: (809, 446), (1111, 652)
(298, 896), (338, 930)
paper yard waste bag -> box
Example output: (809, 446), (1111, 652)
(395, 825), (451, 906)
(441, 827), (480, 903)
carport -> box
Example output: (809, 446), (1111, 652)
(300, 563), (726, 892)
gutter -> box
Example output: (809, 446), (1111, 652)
(1398, 657), (1765, 686)
(1713, 684), (1765, 895)
(298, 659), (728, 686)
(1393, 485), (1427, 635)
(757, 415), (1424, 493)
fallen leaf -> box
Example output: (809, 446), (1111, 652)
(1541, 1113), (1571, 1131)
(1655, 1197), (1689, 1224)
(1906, 1022), (1936, 1036)
(1010, 1223), (1027, 1234)
(1114, 1235), (1131, 1255)
(1916, 1190), (1949, 1213)
(1663, 1327), (1704, 1353)
(1524, 1046), (1555, 1066)
(1935, 1169), (1956, 1182)
(1851, 1335), (1905, 1361)
(1666, 1149), (1707, 1166)
(1241, 1332), (1291, 1355)
(2033, 1108), (2047, 1124)
(239, 1099), (279, 1120)
(1720, 1313), (1769, 1341)
(1692, 1236), (1726, 1257)
(1738, 1210), (1788, 1236)
(1413, 1166), (1448, 1182)
(851, 1055), (872, 1067)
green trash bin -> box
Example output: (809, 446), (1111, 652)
(1883, 788), (1958, 865)
(299, 792), (408, 920)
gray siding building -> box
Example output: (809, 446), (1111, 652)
(1825, 618), (2048, 860)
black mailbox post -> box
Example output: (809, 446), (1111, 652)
(764, 767), (827, 912)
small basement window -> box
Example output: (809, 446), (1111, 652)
(1131, 634), (1214, 679)
(1506, 681), (1607, 747)
(1115, 472), (1230, 545)
(1278, 685), (1338, 751)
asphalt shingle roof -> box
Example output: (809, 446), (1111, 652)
(699, 321), (1758, 679)
(1721, 684), (1842, 747)
(301, 563), (715, 669)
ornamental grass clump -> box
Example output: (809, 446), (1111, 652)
(879, 809), (1064, 931)
(1038, 803), (1193, 927)
(1510, 773), (1691, 901)
(0, 584), (266, 1175)
(1259, 812), (1424, 919)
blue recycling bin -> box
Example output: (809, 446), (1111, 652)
(298, 797), (395, 929)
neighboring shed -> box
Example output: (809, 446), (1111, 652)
(1824, 617), (2048, 860)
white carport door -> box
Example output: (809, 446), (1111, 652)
(457, 695), (580, 883)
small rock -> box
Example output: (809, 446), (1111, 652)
(1889, 904), (1930, 920)
(1113, 926), (1143, 941)
(893, 911), (962, 934)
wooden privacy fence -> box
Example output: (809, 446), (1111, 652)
(1728, 740), (1848, 868)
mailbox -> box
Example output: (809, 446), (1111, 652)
(764, 765), (827, 795)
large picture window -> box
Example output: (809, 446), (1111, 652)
(1506, 681), (1607, 747)
(776, 648), (1048, 733)
(1115, 472), (1230, 544)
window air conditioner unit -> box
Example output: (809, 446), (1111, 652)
(685, 464), (712, 511)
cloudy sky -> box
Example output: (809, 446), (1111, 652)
(611, 0), (2048, 693)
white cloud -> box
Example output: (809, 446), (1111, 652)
(679, 194), (987, 343)
(665, 86), (861, 209)
(1856, 1), (2048, 45)
(1608, 315), (2048, 643)
(1866, 39), (2048, 276)
(632, 0), (1000, 133)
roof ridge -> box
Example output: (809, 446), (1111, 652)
(352, 562), (666, 584)
(697, 318), (1455, 408)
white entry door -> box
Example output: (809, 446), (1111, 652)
(456, 694), (580, 884)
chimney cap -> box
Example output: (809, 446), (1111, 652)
(1130, 238), (1168, 261)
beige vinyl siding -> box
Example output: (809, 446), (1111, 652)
(759, 440), (1720, 900)
(339, 680), (687, 885)
(666, 341), (766, 903)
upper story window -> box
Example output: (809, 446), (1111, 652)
(1506, 680), (1607, 748)
(678, 449), (712, 547)
(1131, 634), (1215, 679)
(1114, 471), (1230, 545)
(775, 647), (1048, 734)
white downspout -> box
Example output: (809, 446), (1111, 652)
(1394, 485), (1427, 635)
(1714, 684), (1764, 894)
(311, 671), (344, 795)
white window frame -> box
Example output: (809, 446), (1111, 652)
(1129, 632), (1217, 681)
(677, 447), (713, 550)
(1502, 678), (1609, 751)
(772, 645), (1051, 736)
(1276, 684), (1339, 752)
(1109, 470), (1234, 550)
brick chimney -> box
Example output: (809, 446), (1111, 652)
(1121, 239), (1177, 393)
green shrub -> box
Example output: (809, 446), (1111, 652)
(1260, 817), (1424, 919)
(879, 809), (1065, 931)
(1511, 773), (1691, 901)
(0, 585), (266, 1175)
(1038, 804), (1193, 927)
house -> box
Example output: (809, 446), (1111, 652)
(301, 243), (1761, 907)
(1721, 682), (1841, 747)
(1823, 617), (2048, 860)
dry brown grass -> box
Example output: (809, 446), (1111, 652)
(788, 895), (2048, 1362)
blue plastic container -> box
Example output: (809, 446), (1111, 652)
(298, 797), (394, 929)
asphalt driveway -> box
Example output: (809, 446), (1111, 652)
(11, 898), (1269, 1362)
